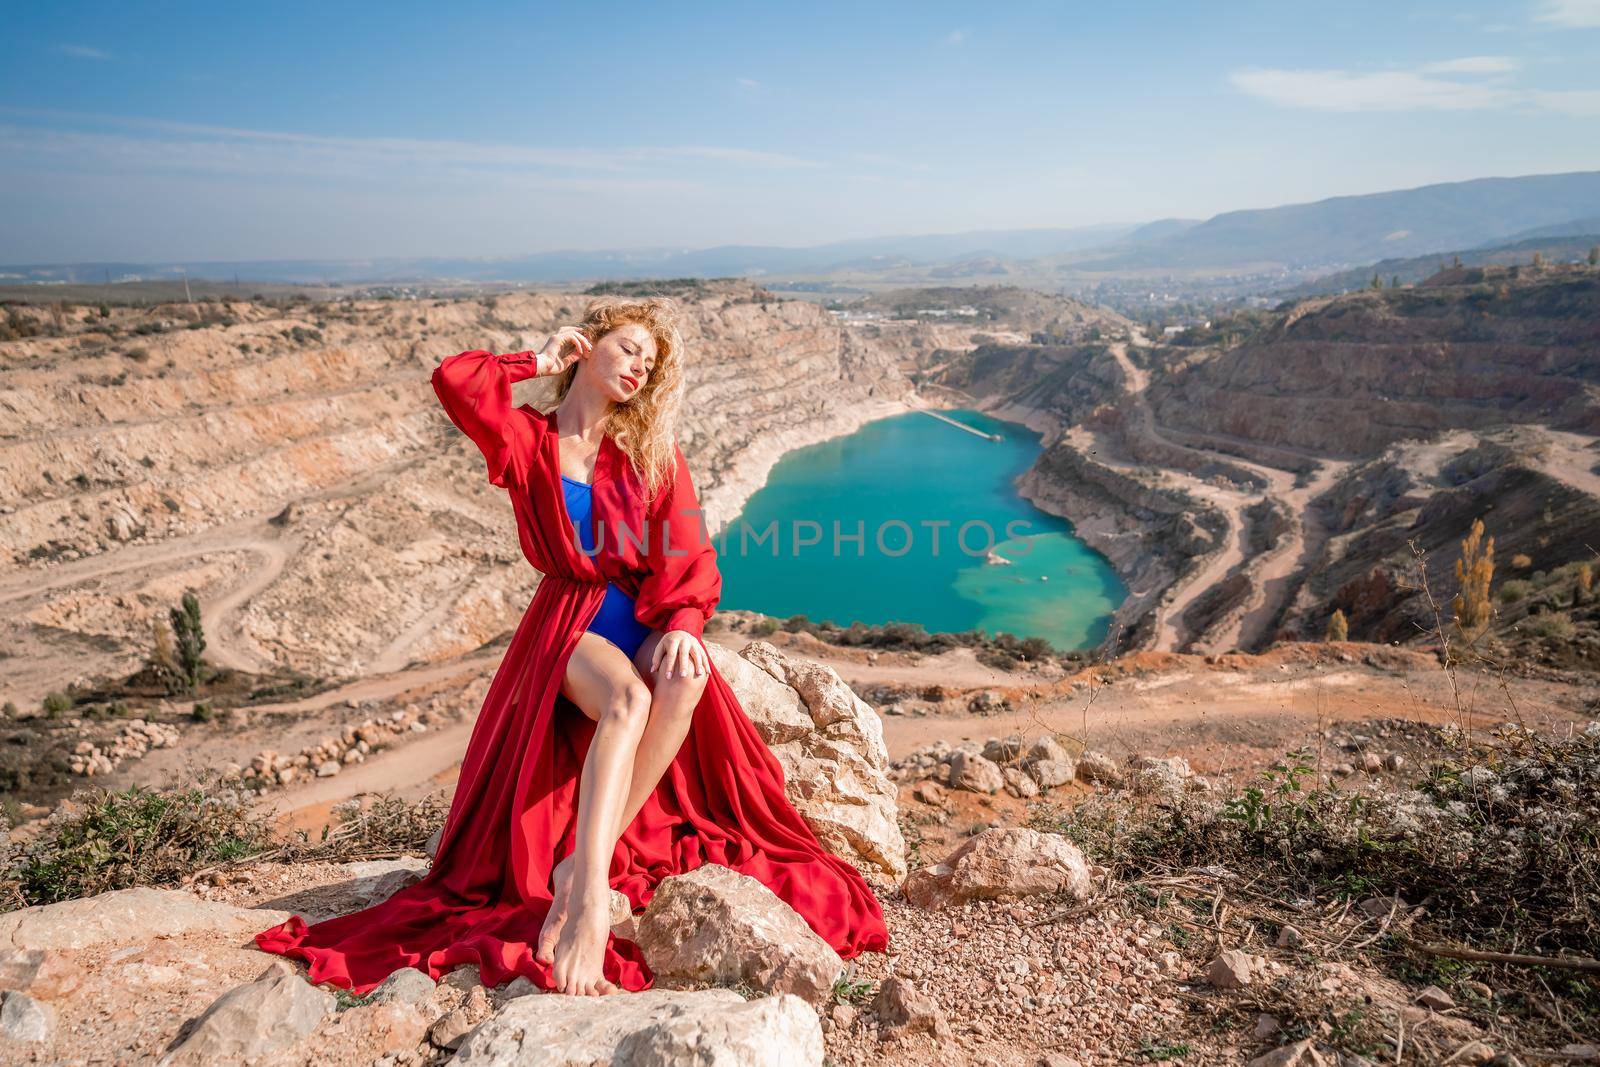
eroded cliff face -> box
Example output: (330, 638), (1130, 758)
(922, 267), (1600, 656)
(1146, 272), (1600, 455)
(0, 284), (936, 684)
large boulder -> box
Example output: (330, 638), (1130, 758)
(634, 864), (844, 1005)
(158, 959), (334, 1066)
(0, 887), (290, 952)
(903, 828), (1093, 909)
(717, 642), (906, 883)
(450, 988), (823, 1066)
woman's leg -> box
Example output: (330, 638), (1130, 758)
(536, 630), (710, 964)
(539, 631), (652, 996)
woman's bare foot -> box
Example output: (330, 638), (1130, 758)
(535, 853), (575, 966)
(551, 872), (616, 995)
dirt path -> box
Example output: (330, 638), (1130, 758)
(1101, 340), (1350, 654)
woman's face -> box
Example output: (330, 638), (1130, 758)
(582, 323), (658, 404)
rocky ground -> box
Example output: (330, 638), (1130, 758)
(3, 639), (1597, 1065)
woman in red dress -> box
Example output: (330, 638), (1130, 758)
(254, 296), (890, 997)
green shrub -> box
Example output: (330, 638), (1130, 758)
(41, 692), (71, 718)
(1522, 611), (1575, 639)
(1497, 579), (1532, 603)
(7, 783), (270, 908)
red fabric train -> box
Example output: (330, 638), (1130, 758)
(253, 348), (891, 993)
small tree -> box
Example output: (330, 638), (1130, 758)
(1390, 275), (1401, 289)
(1325, 609), (1349, 642)
(1578, 563), (1593, 606)
(169, 592), (207, 691)
(1452, 518), (1495, 637)
(1590, 245), (1599, 267)
(1369, 273), (1382, 290)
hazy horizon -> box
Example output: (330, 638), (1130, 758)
(3, 0), (1599, 263)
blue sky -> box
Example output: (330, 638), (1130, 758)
(2, 0), (1597, 263)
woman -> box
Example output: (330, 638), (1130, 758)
(254, 295), (890, 998)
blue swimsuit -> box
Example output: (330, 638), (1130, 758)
(561, 474), (654, 659)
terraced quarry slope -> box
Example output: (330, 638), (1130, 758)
(0, 286), (953, 689)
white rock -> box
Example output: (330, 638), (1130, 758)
(725, 643), (906, 882)
(158, 960), (334, 1065)
(903, 828), (1092, 909)
(0, 991), (54, 1042)
(0, 887), (290, 952)
(635, 864), (843, 1004)
(450, 988), (823, 1066)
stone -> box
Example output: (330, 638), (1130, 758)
(159, 960), (334, 1065)
(1276, 925), (1303, 949)
(0, 887), (290, 952)
(1128, 755), (1192, 795)
(0, 948), (80, 999)
(1447, 1041), (1496, 1065)
(432, 1009), (474, 1050)
(449, 988), (823, 1066)
(1026, 758), (1076, 789)
(726, 643), (906, 882)
(947, 750), (1005, 794)
(903, 828), (1092, 909)
(0, 991), (54, 1042)
(1002, 766), (1040, 798)
(1205, 948), (1260, 989)
(1416, 984), (1455, 1011)
(343, 857), (431, 912)
(982, 735), (1025, 762)
(370, 967), (438, 1006)
(634, 864), (843, 1004)
(1357, 895), (1407, 919)
(873, 976), (952, 1042)
(335, 1000), (434, 1060)
(1026, 735), (1071, 764)
(442, 964), (483, 992)
(1076, 750), (1122, 785)
(911, 780), (948, 806)
(1248, 1040), (1335, 1067)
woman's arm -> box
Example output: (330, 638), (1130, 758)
(430, 349), (543, 489)
(634, 445), (721, 641)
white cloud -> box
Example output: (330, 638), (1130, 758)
(1231, 61), (1598, 115)
(946, 30), (965, 45)
(0, 107), (824, 179)
(1420, 56), (1519, 74)
(1230, 68), (1513, 111)
(1534, 0), (1600, 27)
(58, 44), (109, 60)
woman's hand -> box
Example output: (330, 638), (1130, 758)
(652, 630), (709, 681)
(533, 326), (593, 377)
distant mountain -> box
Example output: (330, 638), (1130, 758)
(1080, 171), (1600, 271)
(1118, 218), (1202, 245)
(0, 225), (1138, 288)
(1478, 216), (1600, 246)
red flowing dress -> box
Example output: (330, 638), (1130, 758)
(253, 348), (891, 993)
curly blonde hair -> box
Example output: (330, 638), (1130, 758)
(549, 295), (686, 499)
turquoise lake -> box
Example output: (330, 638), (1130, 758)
(714, 409), (1126, 652)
